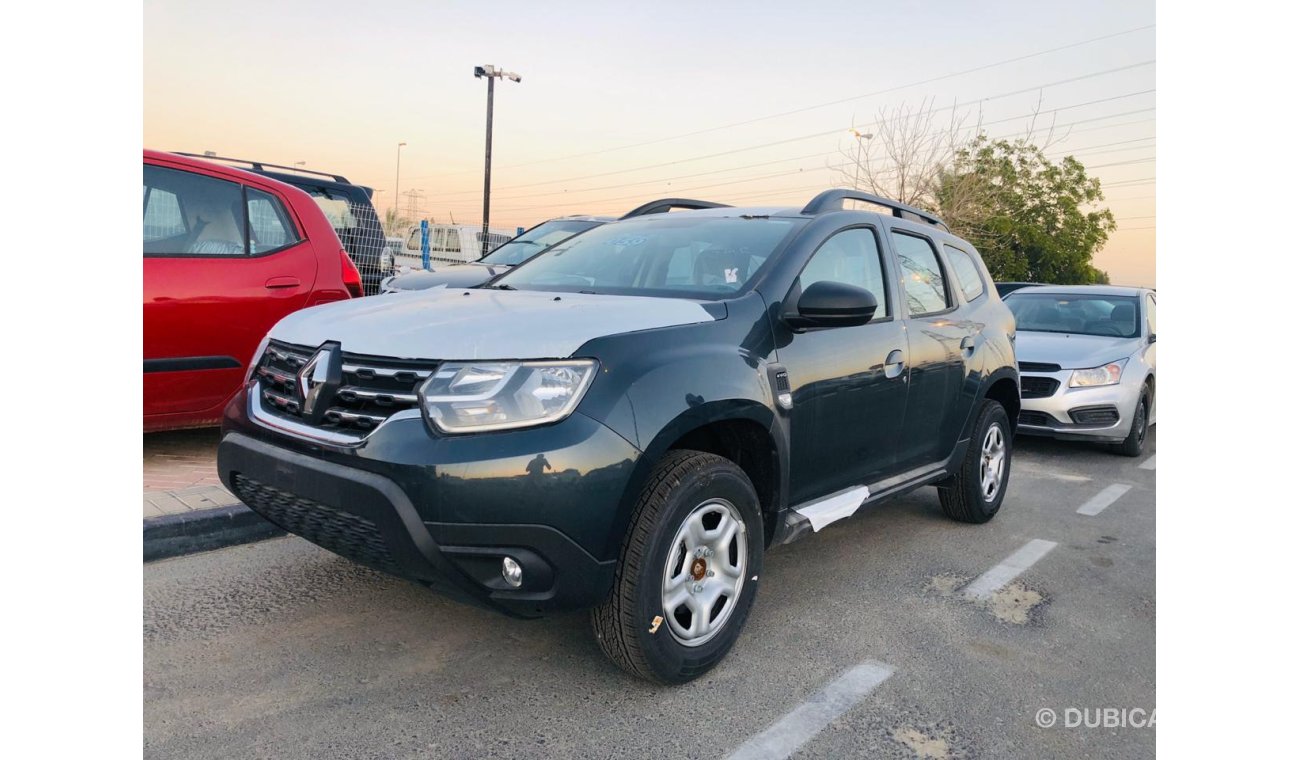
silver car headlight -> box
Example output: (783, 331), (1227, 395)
(1068, 358), (1127, 388)
(418, 360), (598, 433)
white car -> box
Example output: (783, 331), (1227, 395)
(394, 223), (516, 270)
(1005, 285), (1156, 456)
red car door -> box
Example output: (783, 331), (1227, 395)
(143, 156), (318, 429)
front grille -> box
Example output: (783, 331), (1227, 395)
(1020, 376), (1060, 399)
(1069, 405), (1121, 426)
(1019, 411), (1054, 427)
(232, 474), (399, 574)
(1019, 361), (1062, 373)
(255, 341), (434, 437)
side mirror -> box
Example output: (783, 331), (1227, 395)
(787, 280), (878, 329)
(1148, 332), (1157, 344)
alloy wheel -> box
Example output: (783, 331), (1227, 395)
(661, 499), (748, 647)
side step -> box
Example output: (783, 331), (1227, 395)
(775, 486), (870, 545)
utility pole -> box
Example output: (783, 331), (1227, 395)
(394, 141), (407, 221)
(474, 65), (521, 256)
(849, 129), (873, 190)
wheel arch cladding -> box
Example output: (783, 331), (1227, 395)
(984, 375), (1021, 433)
(604, 402), (784, 558)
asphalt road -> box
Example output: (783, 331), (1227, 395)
(144, 431), (1156, 759)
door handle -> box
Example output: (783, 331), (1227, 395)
(264, 276), (301, 290)
(960, 335), (976, 359)
(884, 349), (905, 380)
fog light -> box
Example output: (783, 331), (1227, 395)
(501, 556), (523, 587)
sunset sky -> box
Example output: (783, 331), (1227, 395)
(144, 0), (1155, 285)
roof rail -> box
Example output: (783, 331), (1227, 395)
(619, 198), (731, 220)
(801, 189), (948, 231)
(172, 152), (352, 184)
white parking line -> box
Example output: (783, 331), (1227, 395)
(963, 539), (1058, 600)
(1077, 483), (1132, 516)
(1139, 454), (1156, 470)
(725, 659), (896, 760)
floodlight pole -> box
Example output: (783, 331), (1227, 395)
(475, 65), (521, 256)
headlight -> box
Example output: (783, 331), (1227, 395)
(1068, 358), (1127, 388)
(419, 360), (598, 433)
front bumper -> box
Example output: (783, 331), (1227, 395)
(1016, 370), (1141, 442)
(218, 389), (641, 617)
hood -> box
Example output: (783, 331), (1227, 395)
(1015, 331), (1142, 369)
(387, 263), (505, 291)
(271, 288), (719, 360)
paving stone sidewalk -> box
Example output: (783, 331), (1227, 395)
(144, 428), (239, 517)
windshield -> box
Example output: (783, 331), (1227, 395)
(480, 220), (603, 266)
(1007, 293), (1141, 338)
(495, 216), (801, 298)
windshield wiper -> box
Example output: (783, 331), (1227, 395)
(487, 283), (516, 290)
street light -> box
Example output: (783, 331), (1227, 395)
(394, 141), (407, 220)
(474, 65), (522, 256)
(849, 129), (873, 189)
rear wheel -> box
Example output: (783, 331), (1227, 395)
(938, 400), (1011, 524)
(591, 450), (763, 684)
(1112, 389), (1150, 457)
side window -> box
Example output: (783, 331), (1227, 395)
(943, 244), (986, 302)
(246, 189), (300, 254)
(798, 227), (890, 318)
(446, 228), (461, 253)
(406, 229), (421, 251)
(891, 231), (951, 316)
(143, 165), (246, 256)
(1146, 294), (1156, 335)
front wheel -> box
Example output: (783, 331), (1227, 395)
(591, 450), (764, 684)
(938, 400), (1012, 524)
(1112, 389), (1151, 457)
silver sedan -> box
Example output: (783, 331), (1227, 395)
(1004, 285), (1156, 456)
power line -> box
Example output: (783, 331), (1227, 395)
(436, 108), (1158, 215)
(414, 62), (1155, 194)
(466, 96), (1155, 207)
(416, 24), (1156, 180)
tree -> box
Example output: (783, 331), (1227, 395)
(833, 98), (972, 207)
(840, 100), (1114, 284)
(934, 136), (1114, 284)
(382, 206), (411, 237)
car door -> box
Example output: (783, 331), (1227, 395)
(143, 160), (315, 421)
(776, 226), (910, 503)
(888, 228), (971, 470)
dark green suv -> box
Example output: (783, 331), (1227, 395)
(219, 189), (1020, 683)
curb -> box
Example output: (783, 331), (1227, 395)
(144, 503), (284, 562)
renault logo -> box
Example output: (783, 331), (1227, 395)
(296, 343), (342, 421)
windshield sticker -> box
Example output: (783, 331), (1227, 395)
(725, 267), (739, 283)
(609, 237), (647, 247)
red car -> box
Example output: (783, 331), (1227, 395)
(144, 150), (363, 432)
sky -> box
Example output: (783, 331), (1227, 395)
(144, 0), (1155, 286)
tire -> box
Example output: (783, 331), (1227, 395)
(1112, 389), (1150, 457)
(938, 400), (1011, 524)
(591, 450), (764, 684)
